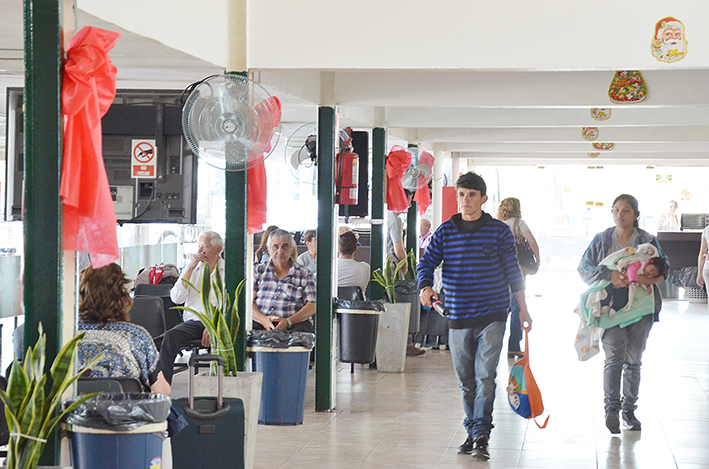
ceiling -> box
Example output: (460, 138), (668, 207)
(2, 1), (709, 167)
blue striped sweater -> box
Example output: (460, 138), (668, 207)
(417, 213), (525, 329)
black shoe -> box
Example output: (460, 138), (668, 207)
(508, 351), (522, 359)
(406, 346), (425, 356)
(457, 436), (473, 454)
(471, 436), (490, 461)
(622, 410), (641, 431)
(605, 411), (621, 434)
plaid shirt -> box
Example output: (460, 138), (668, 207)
(254, 260), (316, 318)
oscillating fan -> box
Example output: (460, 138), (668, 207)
(284, 122), (318, 184)
(182, 74), (281, 171)
(400, 150), (434, 192)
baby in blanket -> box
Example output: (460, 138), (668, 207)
(599, 255), (668, 317)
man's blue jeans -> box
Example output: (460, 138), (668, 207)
(448, 321), (506, 439)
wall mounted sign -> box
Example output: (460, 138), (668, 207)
(609, 71), (647, 103)
(590, 108), (612, 121)
(131, 139), (157, 178)
(656, 174), (672, 183)
(582, 127), (599, 141)
(587, 152), (600, 158)
(651, 17), (687, 63)
(592, 142), (615, 151)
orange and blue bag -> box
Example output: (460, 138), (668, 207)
(507, 328), (549, 428)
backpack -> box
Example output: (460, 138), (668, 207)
(507, 328), (549, 428)
(135, 263), (180, 287)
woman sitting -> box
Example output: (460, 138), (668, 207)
(77, 263), (170, 395)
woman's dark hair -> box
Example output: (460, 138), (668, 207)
(302, 229), (317, 243)
(613, 194), (640, 228)
(255, 225), (279, 261)
(79, 264), (132, 325)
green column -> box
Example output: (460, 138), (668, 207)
(315, 106), (335, 411)
(370, 128), (386, 300)
(23, 0), (63, 465)
(406, 145), (418, 258)
(225, 71), (248, 371)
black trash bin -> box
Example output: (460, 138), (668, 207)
(395, 280), (421, 334)
(335, 298), (384, 364)
(63, 392), (170, 469)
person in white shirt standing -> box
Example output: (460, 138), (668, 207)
(158, 231), (224, 385)
(337, 231), (370, 294)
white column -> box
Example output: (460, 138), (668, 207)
(451, 153), (460, 186)
(432, 145), (445, 230)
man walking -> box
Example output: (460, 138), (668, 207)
(418, 172), (532, 461)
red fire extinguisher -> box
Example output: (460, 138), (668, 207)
(337, 150), (359, 205)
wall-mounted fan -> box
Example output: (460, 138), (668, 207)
(182, 74), (281, 171)
(400, 149), (434, 192)
(284, 122), (318, 184)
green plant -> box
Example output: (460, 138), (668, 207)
(402, 249), (417, 281)
(372, 255), (407, 302)
(175, 263), (246, 377)
(0, 324), (99, 469)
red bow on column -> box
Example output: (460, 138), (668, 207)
(385, 146), (412, 213)
(61, 26), (121, 268)
(247, 96), (281, 234)
(414, 151), (434, 215)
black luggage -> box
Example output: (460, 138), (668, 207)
(171, 355), (245, 469)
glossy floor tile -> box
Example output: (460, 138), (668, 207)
(173, 280), (709, 468)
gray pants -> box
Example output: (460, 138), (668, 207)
(601, 314), (653, 413)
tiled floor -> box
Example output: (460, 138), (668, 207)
(173, 275), (709, 468)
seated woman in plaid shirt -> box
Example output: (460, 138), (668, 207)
(252, 229), (317, 333)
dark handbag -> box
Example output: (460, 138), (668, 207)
(513, 219), (538, 275)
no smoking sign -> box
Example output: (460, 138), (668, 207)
(131, 139), (157, 178)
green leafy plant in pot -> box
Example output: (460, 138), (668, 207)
(175, 263), (246, 377)
(371, 254), (408, 303)
(0, 324), (99, 469)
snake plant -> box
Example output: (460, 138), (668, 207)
(372, 254), (408, 302)
(0, 323), (99, 469)
(175, 263), (246, 377)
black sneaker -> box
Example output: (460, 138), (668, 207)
(605, 411), (621, 434)
(471, 436), (490, 461)
(457, 436), (473, 454)
(622, 410), (641, 431)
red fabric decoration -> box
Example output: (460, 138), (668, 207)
(385, 146), (412, 213)
(61, 26), (121, 268)
(414, 151), (434, 215)
(247, 96), (281, 234)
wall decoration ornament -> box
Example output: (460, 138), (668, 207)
(588, 153), (600, 158)
(651, 17), (687, 63)
(609, 71), (647, 103)
(592, 142), (615, 151)
(591, 108), (612, 121)
(582, 127), (599, 141)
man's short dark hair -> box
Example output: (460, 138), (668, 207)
(455, 172), (487, 196)
(338, 231), (358, 256)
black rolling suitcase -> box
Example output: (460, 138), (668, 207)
(171, 355), (245, 469)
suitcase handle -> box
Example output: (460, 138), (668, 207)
(187, 355), (224, 410)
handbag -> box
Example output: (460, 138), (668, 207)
(507, 328), (549, 428)
(513, 218), (538, 275)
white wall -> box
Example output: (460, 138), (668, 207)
(78, 0), (230, 68)
(247, 0), (709, 70)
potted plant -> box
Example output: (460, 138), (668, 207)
(371, 255), (411, 373)
(395, 249), (422, 337)
(176, 263), (262, 469)
(0, 324), (99, 469)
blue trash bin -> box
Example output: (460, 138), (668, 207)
(249, 346), (310, 425)
(66, 421), (166, 469)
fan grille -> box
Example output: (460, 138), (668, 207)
(182, 75), (280, 171)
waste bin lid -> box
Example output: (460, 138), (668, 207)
(246, 346), (312, 353)
(336, 308), (381, 315)
(63, 421), (167, 435)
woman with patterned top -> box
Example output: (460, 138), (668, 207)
(77, 263), (171, 395)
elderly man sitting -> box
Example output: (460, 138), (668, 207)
(158, 230), (224, 385)
(252, 229), (317, 332)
